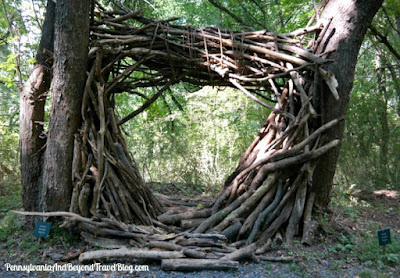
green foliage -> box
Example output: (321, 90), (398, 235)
(356, 231), (400, 268)
(337, 7), (400, 192)
(0, 213), (24, 242)
(335, 233), (355, 253)
(0, 212), (79, 263)
(0, 119), (20, 198)
(121, 0), (312, 32)
(116, 85), (267, 193)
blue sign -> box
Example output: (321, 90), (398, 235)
(34, 221), (52, 238)
(377, 228), (391, 246)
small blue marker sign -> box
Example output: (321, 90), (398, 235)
(34, 221), (52, 238)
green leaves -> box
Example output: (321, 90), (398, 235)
(117, 84), (267, 192)
(0, 52), (18, 87)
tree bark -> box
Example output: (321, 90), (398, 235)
(312, 0), (384, 208)
(20, 0), (55, 226)
(42, 0), (90, 211)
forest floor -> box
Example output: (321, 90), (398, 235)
(0, 184), (399, 278)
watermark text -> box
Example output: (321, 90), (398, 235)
(4, 263), (149, 273)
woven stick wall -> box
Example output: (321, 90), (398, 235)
(16, 4), (341, 266)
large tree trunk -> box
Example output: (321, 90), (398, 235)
(20, 0), (55, 227)
(42, 0), (90, 211)
(312, 0), (384, 208)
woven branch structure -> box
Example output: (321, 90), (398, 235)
(20, 4), (343, 265)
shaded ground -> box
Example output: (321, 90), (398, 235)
(0, 188), (399, 277)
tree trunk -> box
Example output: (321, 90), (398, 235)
(20, 0), (55, 227)
(42, 0), (90, 211)
(375, 53), (390, 184)
(312, 0), (384, 208)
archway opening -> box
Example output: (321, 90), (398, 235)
(115, 85), (268, 196)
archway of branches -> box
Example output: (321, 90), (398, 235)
(22, 4), (343, 265)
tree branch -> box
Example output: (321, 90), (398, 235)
(369, 25), (400, 60)
(117, 77), (180, 125)
(207, 0), (251, 29)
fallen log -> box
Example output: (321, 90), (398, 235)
(158, 209), (212, 225)
(81, 231), (131, 249)
(258, 255), (297, 262)
(221, 243), (258, 262)
(79, 248), (184, 263)
(221, 221), (242, 241)
(183, 248), (208, 259)
(181, 218), (207, 228)
(161, 259), (239, 271)
(147, 241), (183, 251)
(176, 238), (223, 247)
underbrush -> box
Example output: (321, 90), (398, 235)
(0, 174), (22, 212)
(327, 180), (400, 271)
(0, 212), (80, 263)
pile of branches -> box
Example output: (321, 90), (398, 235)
(17, 3), (342, 269)
(90, 5), (338, 124)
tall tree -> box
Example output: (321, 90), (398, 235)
(312, 0), (384, 208)
(41, 0), (90, 212)
(20, 0), (55, 226)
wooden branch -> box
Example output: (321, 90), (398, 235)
(91, 82), (105, 216)
(183, 233), (227, 241)
(117, 78), (177, 125)
(147, 241), (183, 251)
(161, 258), (239, 271)
(107, 9), (145, 23)
(281, 22), (323, 37)
(183, 248), (208, 259)
(181, 218), (207, 228)
(286, 178), (308, 245)
(207, 0), (250, 29)
(158, 209), (212, 225)
(11, 210), (110, 228)
(257, 195), (295, 244)
(79, 222), (147, 241)
(258, 255), (297, 262)
(213, 173), (278, 232)
(220, 243), (258, 262)
(232, 118), (341, 185)
(81, 231), (130, 249)
(239, 184), (277, 239)
(78, 183), (91, 217)
(369, 25), (400, 60)
(247, 182), (283, 244)
(221, 221), (242, 241)
(301, 192), (317, 245)
(230, 79), (295, 121)
(79, 248), (184, 263)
